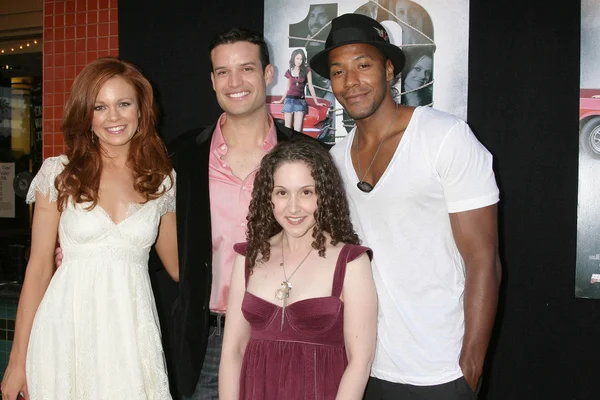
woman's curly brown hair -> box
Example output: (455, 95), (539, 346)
(55, 57), (172, 211)
(245, 138), (359, 271)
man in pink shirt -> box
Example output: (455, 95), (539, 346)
(166, 28), (320, 400)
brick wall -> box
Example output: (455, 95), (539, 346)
(42, 0), (119, 158)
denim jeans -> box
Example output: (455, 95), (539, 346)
(182, 317), (224, 400)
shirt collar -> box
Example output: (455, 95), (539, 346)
(210, 113), (228, 152)
(263, 115), (277, 150)
(211, 112), (278, 152)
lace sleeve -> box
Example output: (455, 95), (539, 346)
(25, 155), (68, 204)
(157, 169), (176, 216)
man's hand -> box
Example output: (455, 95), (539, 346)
(459, 358), (481, 392)
(54, 245), (63, 268)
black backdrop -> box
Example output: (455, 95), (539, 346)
(120, 1), (598, 398)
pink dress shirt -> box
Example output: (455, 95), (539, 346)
(208, 113), (277, 312)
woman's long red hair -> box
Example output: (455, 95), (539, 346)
(55, 57), (172, 211)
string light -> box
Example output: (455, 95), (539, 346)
(0, 39), (41, 54)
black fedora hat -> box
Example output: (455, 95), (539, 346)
(309, 13), (405, 79)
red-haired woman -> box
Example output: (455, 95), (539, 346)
(1, 57), (177, 399)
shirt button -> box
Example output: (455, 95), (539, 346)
(241, 222), (246, 227)
(221, 144), (226, 150)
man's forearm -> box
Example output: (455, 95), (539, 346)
(460, 252), (502, 387)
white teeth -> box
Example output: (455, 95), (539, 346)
(228, 92), (249, 98)
(107, 126), (125, 132)
(287, 217), (303, 222)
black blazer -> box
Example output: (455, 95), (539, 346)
(167, 120), (316, 397)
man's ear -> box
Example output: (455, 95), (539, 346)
(386, 59), (395, 82)
(211, 72), (216, 92)
(264, 64), (274, 86)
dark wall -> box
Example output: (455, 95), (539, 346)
(468, 2), (598, 399)
(120, 1), (599, 399)
(119, 0), (265, 142)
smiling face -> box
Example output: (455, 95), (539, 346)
(294, 53), (304, 67)
(91, 75), (140, 152)
(404, 55), (432, 91)
(211, 41), (273, 118)
(271, 161), (318, 239)
(328, 43), (395, 121)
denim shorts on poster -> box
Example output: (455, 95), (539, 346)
(282, 98), (308, 113)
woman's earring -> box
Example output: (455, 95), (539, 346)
(91, 129), (95, 144)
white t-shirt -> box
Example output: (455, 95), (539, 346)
(330, 106), (499, 386)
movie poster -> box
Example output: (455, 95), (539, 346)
(576, 0), (600, 299)
(263, 0), (469, 144)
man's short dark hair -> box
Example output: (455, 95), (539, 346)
(209, 27), (271, 71)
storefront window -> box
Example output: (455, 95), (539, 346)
(0, 51), (42, 284)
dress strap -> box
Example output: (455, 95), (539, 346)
(233, 242), (250, 288)
(331, 244), (373, 298)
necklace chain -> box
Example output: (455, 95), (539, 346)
(355, 102), (400, 188)
(292, 67), (301, 86)
(280, 237), (313, 283)
(276, 236), (313, 330)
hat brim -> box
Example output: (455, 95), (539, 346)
(309, 41), (405, 80)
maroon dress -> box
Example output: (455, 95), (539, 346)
(233, 243), (372, 400)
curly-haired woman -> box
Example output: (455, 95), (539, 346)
(219, 139), (377, 399)
(1, 57), (177, 399)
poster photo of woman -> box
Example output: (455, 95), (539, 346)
(396, 47), (434, 106)
(272, 49), (324, 132)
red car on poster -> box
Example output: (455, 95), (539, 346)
(580, 89), (600, 157)
(267, 96), (333, 143)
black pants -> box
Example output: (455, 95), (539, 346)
(364, 376), (478, 400)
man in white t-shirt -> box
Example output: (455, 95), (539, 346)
(310, 14), (502, 399)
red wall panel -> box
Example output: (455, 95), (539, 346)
(42, 0), (119, 158)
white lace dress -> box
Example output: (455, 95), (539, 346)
(24, 155), (174, 400)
